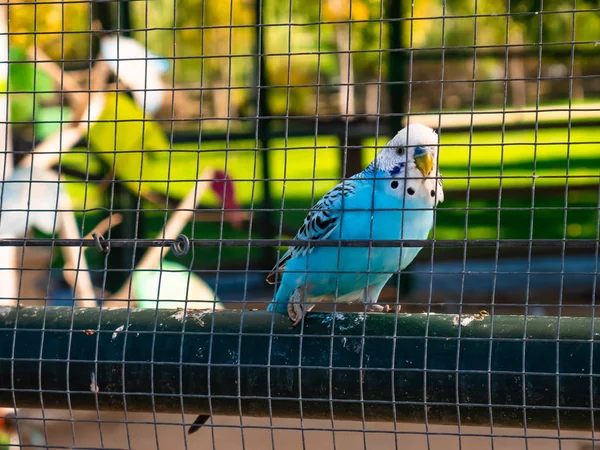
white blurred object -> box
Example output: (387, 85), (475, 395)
(100, 34), (168, 116)
(133, 260), (224, 310)
(0, 167), (64, 304)
(0, 166), (96, 305)
(0, 166), (65, 238)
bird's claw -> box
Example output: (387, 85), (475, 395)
(287, 288), (314, 326)
(288, 288), (304, 326)
(287, 300), (304, 326)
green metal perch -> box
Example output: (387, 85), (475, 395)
(0, 306), (598, 431)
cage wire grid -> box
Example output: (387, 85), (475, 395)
(0, 0), (598, 449)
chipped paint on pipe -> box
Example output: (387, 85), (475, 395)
(0, 306), (598, 430)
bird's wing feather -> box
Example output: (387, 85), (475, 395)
(265, 249), (292, 285)
(265, 179), (360, 284)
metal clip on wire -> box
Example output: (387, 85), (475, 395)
(92, 232), (110, 254)
(171, 234), (190, 257)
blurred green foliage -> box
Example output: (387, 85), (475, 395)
(409, 0), (600, 48)
(130, 0), (386, 116)
(7, 48), (55, 128)
(126, 0), (600, 117)
(63, 124), (600, 270)
(130, 0), (255, 117)
(6, 0), (599, 118)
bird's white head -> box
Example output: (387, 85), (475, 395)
(369, 123), (444, 204)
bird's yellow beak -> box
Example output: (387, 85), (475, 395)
(415, 152), (434, 177)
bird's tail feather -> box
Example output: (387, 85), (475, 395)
(267, 287), (291, 314)
(267, 299), (289, 314)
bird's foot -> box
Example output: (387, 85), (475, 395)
(287, 303), (315, 326)
(288, 288), (312, 326)
(287, 300), (304, 326)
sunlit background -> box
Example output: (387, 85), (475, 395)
(3, 0), (599, 313)
(1, 0), (600, 448)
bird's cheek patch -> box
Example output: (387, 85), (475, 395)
(388, 163), (405, 176)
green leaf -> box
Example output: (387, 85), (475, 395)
(34, 106), (73, 140)
(7, 47), (56, 125)
(87, 92), (175, 197)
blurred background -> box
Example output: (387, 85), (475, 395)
(5, 0), (597, 316)
(0, 0), (599, 448)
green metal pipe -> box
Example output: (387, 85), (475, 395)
(0, 307), (598, 430)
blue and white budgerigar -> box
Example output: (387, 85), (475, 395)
(266, 123), (444, 325)
(187, 123), (444, 436)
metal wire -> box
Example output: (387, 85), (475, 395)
(0, 0), (598, 449)
(0, 237), (599, 249)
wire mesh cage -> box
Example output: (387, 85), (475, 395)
(0, 0), (598, 448)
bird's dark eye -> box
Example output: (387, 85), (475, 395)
(396, 147), (405, 156)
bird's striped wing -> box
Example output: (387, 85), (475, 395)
(266, 179), (358, 284)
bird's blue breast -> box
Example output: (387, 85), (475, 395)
(279, 177), (434, 299)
